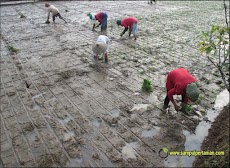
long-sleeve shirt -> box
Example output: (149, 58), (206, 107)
(95, 12), (105, 23)
(166, 68), (197, 104)
(47, 5), (59, 18)
(121, 17), (138, 30)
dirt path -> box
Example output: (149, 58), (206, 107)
(0, 1), (228, 167)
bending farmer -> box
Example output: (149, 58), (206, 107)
(117, 17), (138, 40)
(87, 12), (108, 33)
(45, 3), (67, 24)
(163, 68), (200, 112)
(92, 35), (110, 63)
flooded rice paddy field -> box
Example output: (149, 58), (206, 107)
(0, 1), (229, 167)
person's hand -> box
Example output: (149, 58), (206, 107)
(45, 20), (50, 24)
(180, 103), (186, 112)
(174, 104), (180, 111)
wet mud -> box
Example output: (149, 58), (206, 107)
(1, 0), (229, 167)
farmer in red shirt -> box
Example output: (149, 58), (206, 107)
(117, 17), (138, 40)
(163, 68), (200, 112)
(87, 12), (108, 33)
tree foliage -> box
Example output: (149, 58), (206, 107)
(197, 1), (229, 91)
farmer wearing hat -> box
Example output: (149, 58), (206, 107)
(163, 68), (200, 112)
(92, 35), (110, 62)
(45, 2), (67, 24)
(117, 17), (138, 40)
(87, 12), (108, 33)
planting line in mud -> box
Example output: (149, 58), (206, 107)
(29, 59), (157, 166)
(0, 47), (66, 166)
(1, 48), (74, 166)
(0, 22), (88, 166)
(2, 1), (214, 143)
(0, 16), (165, 167)
(1, 1), (217, 138)
(1, 1), (227, 167)
(0, 111), (24, 166)
(1, 26), (152, 167)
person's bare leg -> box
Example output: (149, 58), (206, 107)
(58, 13), (67, 23)
(104, 53), (108, 63)
(134, 34), (137, 40)
(94, 54), (99, 61)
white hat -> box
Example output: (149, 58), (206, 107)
(92, 42), (107, 55)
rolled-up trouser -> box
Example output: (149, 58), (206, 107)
(101, 12), (108, 31)
(53, 13), (62, 22)
(131, 22), (138, 34)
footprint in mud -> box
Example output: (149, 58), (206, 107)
(37, 154), (54, 167)
(117, 83), (131, 91)
(89, 63), (104, 72)
(63, 131), (75, 142)
(129, 104), (150, 114)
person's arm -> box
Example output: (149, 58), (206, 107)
(92, 23), (96, 30)
(45, 9), (51, 23)
(106, 37), (110, 44)
(167, 88), (180, 111)
(120, 27), (128, 36)
(92, 20), (101, 30)
(47, 8), (51, 20)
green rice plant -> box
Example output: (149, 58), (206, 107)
(7, 45), (18, 53)
(139, 70), (145, 75)
(142, 79), (153, 92)
(185, 104), (192, 112)
(196, 95), (203, 103)
(211, 160), (218, 167)
(19, 12), (26, 18)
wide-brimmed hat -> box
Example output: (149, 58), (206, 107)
(92, 42), (107, 55)
(186, 83), (200, 102)
(116, 20), (121, 25)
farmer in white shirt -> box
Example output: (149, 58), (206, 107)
(45, 3), (67, 24)
(92, 35), (110, 62)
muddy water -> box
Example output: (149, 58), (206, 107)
(164, 89), (229, 167)
(91, 118), (102, 128)
(130, 104), (150, 112)
(141, 126), (160, 138)
(111, 108), (120, 118)
(65, 157), (83, 167)
(121, 142), (138, 159)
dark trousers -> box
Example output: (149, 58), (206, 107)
(101, 13), (108, 31)
(53, 13), (64, 22)
(164, 90), (186, 106)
